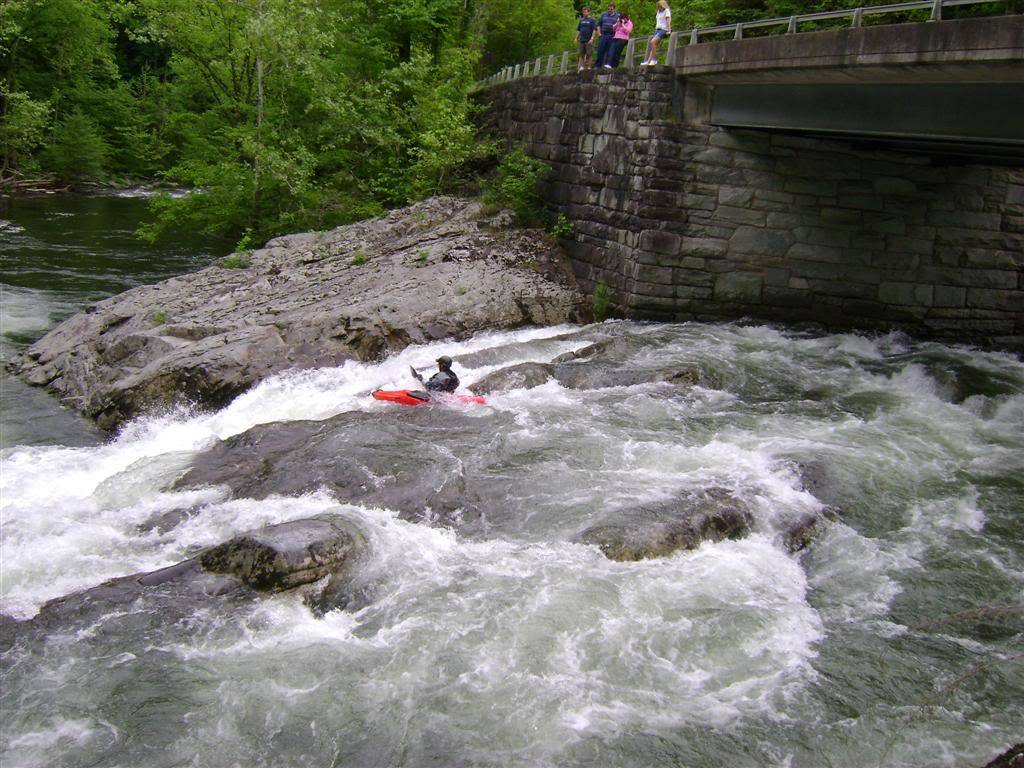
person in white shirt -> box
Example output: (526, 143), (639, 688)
(642, 0), (671, 66)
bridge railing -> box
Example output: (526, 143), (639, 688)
(476, 0), (1014, 87)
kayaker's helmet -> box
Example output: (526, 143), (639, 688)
(436, 355), (453, 370)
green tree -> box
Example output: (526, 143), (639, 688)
(0, 86), (49, 175)
(473, 0), (578, 72)
(42, 110), (109, 180)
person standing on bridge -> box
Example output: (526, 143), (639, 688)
(594, 3), (621, 68)
(606, 13), (633, 68)
(576, 7), (599, 71)
(641, 0), (672, 66)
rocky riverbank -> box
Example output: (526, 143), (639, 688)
(11, 197), (587, 430)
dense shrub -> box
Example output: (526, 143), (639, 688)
(482, 148), (550, 226)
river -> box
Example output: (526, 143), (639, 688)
(1, 195), (1021, 767)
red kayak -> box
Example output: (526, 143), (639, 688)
(372, 389), (486, 406)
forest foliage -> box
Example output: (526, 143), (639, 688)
(1, 0), (1017, 245)
(2, 0), (573, 242)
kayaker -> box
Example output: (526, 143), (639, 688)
(410, 356), (460, 393)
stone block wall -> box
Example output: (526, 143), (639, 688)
(479, 71), (1024, 348)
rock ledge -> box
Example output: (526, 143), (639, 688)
(13, 197), (586, 429)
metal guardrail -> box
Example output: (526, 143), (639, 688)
(476, 0), (1013, 87)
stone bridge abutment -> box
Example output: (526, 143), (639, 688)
(479, 17), (1024, 347)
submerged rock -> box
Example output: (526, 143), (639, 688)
(173, 411), (489, 528)
(12, 197), (586, 430)
(468, 362), (556, 394)
(580, 488), (753, 561)
(981, 744), (1024, 768)
(467, 357), (702, 395)
(553, 363), (701, 391)
(199, 516), (366, 591)
(20, 513), (367, 637)
(781, 512), (823, 553)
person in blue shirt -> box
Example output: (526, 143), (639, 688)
(594, 3), (621, 68)
(575, 7), (599, 71)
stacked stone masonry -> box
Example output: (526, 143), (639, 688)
(480, 72), (1024, 348)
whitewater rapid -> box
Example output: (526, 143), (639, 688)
(2, 322), (1022, 768)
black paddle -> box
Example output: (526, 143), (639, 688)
(409, 365), (425, 385)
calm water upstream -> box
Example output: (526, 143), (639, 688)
(1, 196), (1021, 768)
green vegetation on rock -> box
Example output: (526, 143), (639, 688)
(592, 281), (612, 322)
(220, 254), (251, 269)
(482, 149), (550, 226)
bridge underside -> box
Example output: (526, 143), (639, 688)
(676, 15), (1024, 163)
(708, 81), (1024, 163)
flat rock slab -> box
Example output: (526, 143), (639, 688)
(12, 197), (586, 429)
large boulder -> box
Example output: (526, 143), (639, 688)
(12, 197), (586, 430)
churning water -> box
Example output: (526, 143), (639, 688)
(1, 198), (1022, 768)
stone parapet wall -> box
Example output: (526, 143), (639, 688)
(480, 72), (1024, 348)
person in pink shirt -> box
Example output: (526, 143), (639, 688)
(605, 13), (633, 68)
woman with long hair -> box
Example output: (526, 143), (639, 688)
(641, 0), (671, 66)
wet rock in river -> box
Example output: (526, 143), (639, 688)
(468, 362), (556, 394)
(553, 363), (701, 390)
(199, 515), (367, 591)
(923, 356), (1023, 404)
(17, 513), (367, 639)
(549, 337), (633, 364)
(174, 410), (492, 528)
(792, 459), (845, 508)
(980, 743), (1024, 768)
(467, 357), (702, 395)
(580, 488), (753, 561)
(0, 613), (23, 653)
(135, 505), (201, 535)
(782, 512), (823, 553)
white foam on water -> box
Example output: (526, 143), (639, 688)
(0, 285), (60, 338)
(5, 718), (119, 768)
(0, 325), (591, 616)
(0, 486), (350, 619)
(152, 504), (823, 762)
(805, 522), (910, 623)
(908, 493), (987, 535)
(192, 323), (586, 435)
(2, 321), (1022, 766)
(0, 219), (27, 234)
(833, 333), (887, 361)
(104, 187), (189, 199)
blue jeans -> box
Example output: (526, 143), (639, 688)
(595, 34), (615, 66)
(608, 38), (628, 67)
